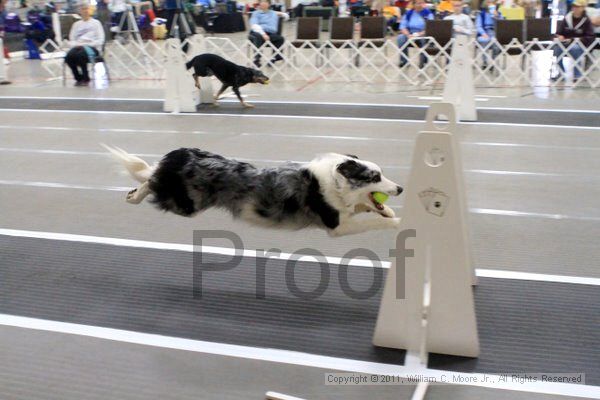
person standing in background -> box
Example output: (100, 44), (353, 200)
(110, 0), (128, 35)
(586, 0), (600, 37)
(522, 0), (537, 17)
(96, 0), (111, 40)
(0, 0), (8, 62)
(444, 0), (474, 36)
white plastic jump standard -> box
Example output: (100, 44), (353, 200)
(51, 13), (62, 47)
(373, 102), (479, 359)
(163, 38), (200, 113)
(0, 38), (9, 84)
(442, 35), (477, 121)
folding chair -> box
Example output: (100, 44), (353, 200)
(323, 17), (355, 61)
(423, 19), (453, 68)
(290, 17), (322, 66)
(62, 49), (110, 86)
(495, 19), (525, 70)
(356, 16), (386, 66)
(303, 6), (334, 31)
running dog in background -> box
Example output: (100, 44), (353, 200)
(103, 145), (403, 237)
(185, 53), (270, 108)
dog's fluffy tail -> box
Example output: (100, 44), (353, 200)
(185, 59), (194, 70)
(101, 144), (154, 183)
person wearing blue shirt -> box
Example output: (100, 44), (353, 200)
(396, 0), (434, 68)
(248, 0), (285, 67)
(476, 0), (502, 68)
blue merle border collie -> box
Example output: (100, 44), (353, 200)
(103, 146), (403, 237)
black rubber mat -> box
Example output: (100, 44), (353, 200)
(0, 98), (598, 127)
(1, 236), (598, 384)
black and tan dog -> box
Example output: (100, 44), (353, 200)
(185, 53), (269, 108)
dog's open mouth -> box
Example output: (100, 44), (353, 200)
(369, 192), (385, 211)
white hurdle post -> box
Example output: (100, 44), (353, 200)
(52, 13), (62, 47)
(373, 102), (479, 360)
(0, 38), (10, 85)
(163, 38), (201, 113)
(442, 35), (477, 121)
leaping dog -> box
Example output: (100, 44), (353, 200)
(103, 145), (403, 237)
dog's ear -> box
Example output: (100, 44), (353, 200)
(336, 159), (365, 179)
(337, 159), (381, 184)
(345, 154), (359, 159)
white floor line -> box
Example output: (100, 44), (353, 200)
(0, 124), (209, 135)
(2, 228), (599, 286)
(0, 228), (384, 268)
(0, 95), (163, 102)
(2, 178), (600, 222)
(413, 96), (489, 102)
(0, 180), (131, 192)
(2, 95), (599, 114)
(240, 133), (600, 151)
(471, 207), (600, 222)
(2, 147), (598, 179)
(0, 108), (598, 130)
(240, 133), (413, 143)
(0, 314), (597, 399)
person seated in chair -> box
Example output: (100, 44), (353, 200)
(65, 5), (105, 86)
(396, 0), (433, 68)
(585, 0), (600, 38)
(476, 0), (503, 68)
(551, 0), (594, 82)
(248, 0), (285, 67)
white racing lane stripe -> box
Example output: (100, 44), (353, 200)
(1, 228), (599, 286)
(0, 314), (597, 398)
(0, 147), (597, 179)
(0, 109), (598, 130)
(239, 133), (600, 151)
(0, 179), (131, 192)
(1, 179), (600, 222)
(1, 95), (598, 114)
(0, 124), (209, 135)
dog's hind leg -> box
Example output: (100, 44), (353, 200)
(193, 74), (201, 89)
(233, 87), (253, 108)
(126, 181), (151, 204)
(215, 83), (229, 101)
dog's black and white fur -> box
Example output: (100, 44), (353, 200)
(185, 53), (269, 108)
(103, 146), (403, 237)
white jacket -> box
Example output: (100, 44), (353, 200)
(69, 18), (105, 48)
(444, 13), (474, 36)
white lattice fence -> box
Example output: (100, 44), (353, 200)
(40, 35), (600, 87)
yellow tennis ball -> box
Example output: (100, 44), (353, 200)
(372, 192), (389, 204)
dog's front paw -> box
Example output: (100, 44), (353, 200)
(378, 204), (396, 218)
(126, 188), (138, 203)
(390, 217), (402, 229)
(126, 188), (144, 204)
(243, 103), (255, 109)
